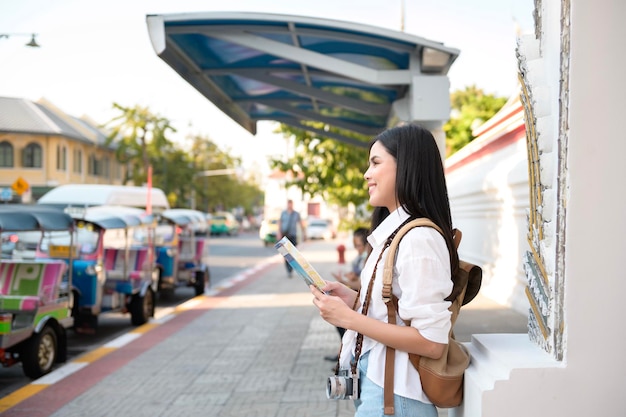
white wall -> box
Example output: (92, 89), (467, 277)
(452, 1), (626, 416)
(563, 0), (626, 410)
(445, 106), (530, 314)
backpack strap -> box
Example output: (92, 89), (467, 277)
(382, 218), (443, 302)
(381, 218), (445, 415)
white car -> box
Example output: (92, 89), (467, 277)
(306, 218), (335, 240)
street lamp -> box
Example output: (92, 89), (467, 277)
(0, 33), (40, 48)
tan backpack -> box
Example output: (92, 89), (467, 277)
(381, 218), (482, 414)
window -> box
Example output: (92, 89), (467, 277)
(114, 161), (123, 180)
(102, 157), (110, 178)
(22, 143), (42, 168)
(88, 154), (100, 176)
(0, 141), (13, 167)
(56, 145), (67, 171)
(73, 149), (82, 173)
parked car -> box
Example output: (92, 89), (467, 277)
(210, 212), (240, 236)
(259, 218), (279, 246)
(306, 218), (336, 240)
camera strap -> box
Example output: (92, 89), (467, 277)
(344, 219), (410, 376)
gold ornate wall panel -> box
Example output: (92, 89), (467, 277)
(517, 0), (569, 360)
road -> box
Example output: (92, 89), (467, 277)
(0, 230), (276, 398)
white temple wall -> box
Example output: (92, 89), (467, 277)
(451, 0), (626, 415)
(445, 105), (530, 315)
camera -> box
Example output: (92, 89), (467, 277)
(326, 369), (359, 400)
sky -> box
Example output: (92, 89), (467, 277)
(0, 0), (534, 171)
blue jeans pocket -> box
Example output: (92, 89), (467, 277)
(353, 352), (437, 417)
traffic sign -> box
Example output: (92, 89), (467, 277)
(11, 177), (29, 196)
(0, 187), (12, 201)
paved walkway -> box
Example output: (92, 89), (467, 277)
(0, 239), (528, 417)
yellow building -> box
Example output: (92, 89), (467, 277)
(0, 96), (127, 201)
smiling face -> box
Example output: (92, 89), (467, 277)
(364, 140), (398, 212)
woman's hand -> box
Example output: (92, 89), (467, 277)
(311, 284), (357, 329)
(321, 281), (357, 305)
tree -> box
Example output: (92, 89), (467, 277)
(269, 86), (507, 226)
(444, 85), (507, 156)
(269, 124), (371, 228)
(186, 133), (263, 214)
(103, 103), (177, 185)
(153, 147), (194, 208)
(103, 105), (262, 213)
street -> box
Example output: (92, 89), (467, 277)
(0, 230), (277, 399)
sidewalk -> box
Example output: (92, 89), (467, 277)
(0, 239), (528, 417)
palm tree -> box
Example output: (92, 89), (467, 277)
(104, 103), (176, 185)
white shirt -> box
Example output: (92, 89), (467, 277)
(339, 208), (452, 403)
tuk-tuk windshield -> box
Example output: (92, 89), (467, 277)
(40, 227), (99, 257)
(154, 223), (176, 245)
(103, 225), (153, 249)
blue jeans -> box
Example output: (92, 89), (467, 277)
(353, 352), (437, 417)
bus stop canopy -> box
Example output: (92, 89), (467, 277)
(146, 12), (459, 147)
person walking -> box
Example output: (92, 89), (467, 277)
(277, 199), (306, 277)
(311, 124), (459, 417)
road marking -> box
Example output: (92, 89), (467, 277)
(103, 333), (141, 349)
(177, 298), (202, 310)
(32, 362), (88, 385)
(73, 347), (117, 363)
(0, 256), (282, 413)
(153, 313), (176, 324)
(0, 384), (47, 412)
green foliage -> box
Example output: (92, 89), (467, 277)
(101, 84), (505, 218)
(269, 123), (370, 211)
(444, 85), (507, 156)
(104, 103), (176, 185)
(269, 86), (507, 226)
(103, 104), (262, 214)
(269, 123), (374, 229)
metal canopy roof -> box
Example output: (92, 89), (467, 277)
(146, 12), (459, 147)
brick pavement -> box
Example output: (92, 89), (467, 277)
(1, 239), (527, 417)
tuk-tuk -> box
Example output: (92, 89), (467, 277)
(40, 205), (158, 333)
(156, 209), (210, 297)
(0, 205), (75, 378)
(259, 218), (279, 246)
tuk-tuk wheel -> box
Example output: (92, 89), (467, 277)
(130, 288), (154, 326)
(194, 269), (207, 296)
(21, 325), (58, 379)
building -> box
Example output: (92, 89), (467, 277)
(0, 96), (127, 202)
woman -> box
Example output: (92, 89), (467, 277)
(324, 227), (371, 362)
(332, 227), (370, 292)
(311, 124), (459, 417)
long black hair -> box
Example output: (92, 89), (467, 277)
(369, 124), (459, 293)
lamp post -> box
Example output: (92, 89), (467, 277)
(0, 33), (40, 48)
